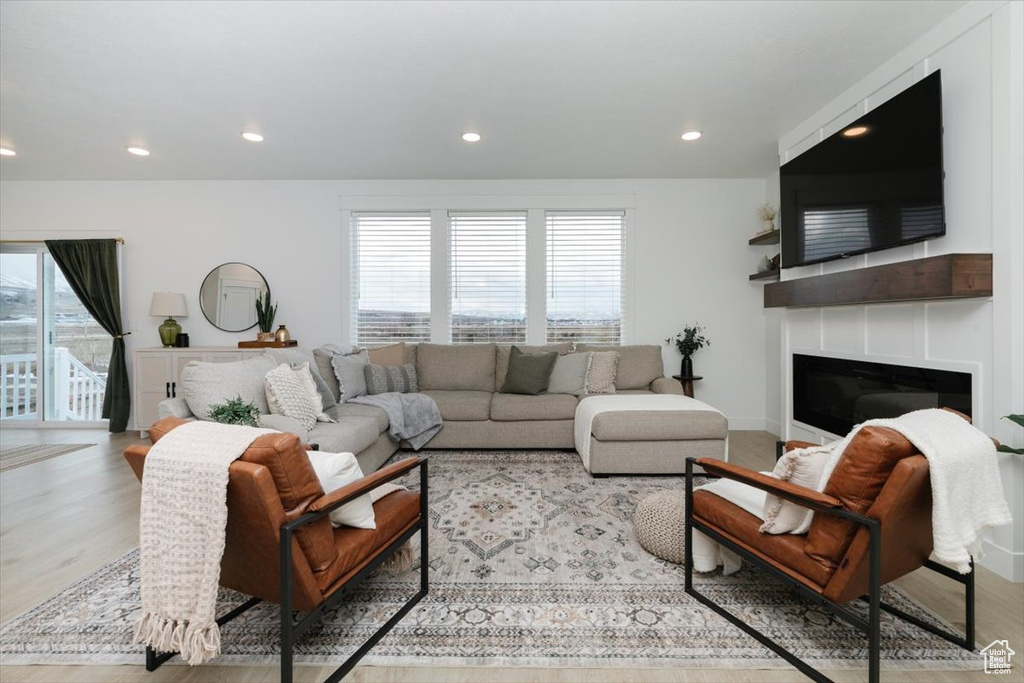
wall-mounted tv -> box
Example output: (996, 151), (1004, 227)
(780, 71), (944, 269)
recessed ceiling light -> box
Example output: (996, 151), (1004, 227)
(680, 131), (702, 141)
(126, 146), (150, 156)
(843, 126), (869, 137)
(462, 132), (481, 142)
(242, 131), (264, 142)
(0, 147), (15, 157)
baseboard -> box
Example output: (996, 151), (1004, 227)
(763, 419), (781, 437)
(727, 417), (768, 431)
(979, 539), (1023, 583)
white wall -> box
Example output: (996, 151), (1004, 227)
(773, 1), (1024, 580)
(0, 177), (769, 431)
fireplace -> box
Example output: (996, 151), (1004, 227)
(792, 354), (972, 436)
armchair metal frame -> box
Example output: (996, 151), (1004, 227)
(684, 457), (973, 683)
(147, 459), (429, 683)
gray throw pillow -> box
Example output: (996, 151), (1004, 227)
(331, 350), (369, 401)
(364, 363), (418, 394)
(500, 346), (557, 395)
(547, 352), (592, 396)
(313, 344), (362, 401)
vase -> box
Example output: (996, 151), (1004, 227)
(761, 219), (775, 233)
(275, 324), (291, 343)
(680, 356), (693, 378)
(257, 331), (275, 342)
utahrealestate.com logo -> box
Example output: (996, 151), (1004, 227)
(981, 640), (1015, 675)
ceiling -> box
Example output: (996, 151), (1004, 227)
(0, 0), (966, 181)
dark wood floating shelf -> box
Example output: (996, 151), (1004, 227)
(238, 340), (299, 348)
(748, 230), (781, 246)
(749, 268), (779, 282)
(764, 253), (992, 308)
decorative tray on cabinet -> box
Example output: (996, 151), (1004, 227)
(237, 340), (298, 348)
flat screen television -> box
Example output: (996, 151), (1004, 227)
(780, 71), (944, 269)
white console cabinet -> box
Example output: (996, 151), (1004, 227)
(132, 347), (263, 434)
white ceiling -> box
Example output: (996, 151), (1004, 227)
(0, 0), (966, 181)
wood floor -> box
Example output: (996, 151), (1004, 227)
(1, 427), (1020, 682)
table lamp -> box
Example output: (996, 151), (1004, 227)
(150, 292), (188, 347)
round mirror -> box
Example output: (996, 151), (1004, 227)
(199, 262), (269, 332)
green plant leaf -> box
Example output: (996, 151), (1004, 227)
(996, 444), (1024, 455)
(1003, 414), (1024, 429)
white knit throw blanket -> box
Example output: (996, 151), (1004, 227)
(815, 409), (1012, 573)
(133, 421), (275, 665)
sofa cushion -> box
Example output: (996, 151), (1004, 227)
(313, 344), (362, 401)
(367, 342), (406, 366)
(491, 393), (578, 421)
(264, 362), (331, 431)
(327, 402), (389, 433)
(578, 344), (664, 390)
(591, 409), (727, 441)
(420, 390), (492, 421)
(496, 343), (571, 387)
(499, 346), (557, 395)
(805, 426), (918, 571)
(331, 351), (369, 401)
(364, 363), (418, 394)
(417, 343), (496, 392)
(179, 354), (278, 420)
(584, 351), (619, 394)
(308, 416), (381, 454)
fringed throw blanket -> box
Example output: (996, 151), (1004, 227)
(133, 421), (275, 665)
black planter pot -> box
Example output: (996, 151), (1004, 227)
(681, 356), (693, 378)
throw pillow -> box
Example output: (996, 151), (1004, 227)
(179, 354), (278, 420)
(500, 346), (557, 395)
(305, 451), (376, 529)
(367, 342), (406, 366)
(584, 351), (619, 395)
(546, 352), (592, 396)
(331, 350), (370, 401)
(760, 443), (834, 535)
(312, 344), (363, 401)
(264, 363), (332, 432)
(364, 363), (418, 394)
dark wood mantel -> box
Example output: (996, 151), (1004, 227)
(764, 253), (992, 308)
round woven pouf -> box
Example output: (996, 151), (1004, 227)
(633, 489), (687, 564)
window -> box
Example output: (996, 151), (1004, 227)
(546, 211), (624, 344)
(350, 212), (432, 344)
(450, 212), (527, 343)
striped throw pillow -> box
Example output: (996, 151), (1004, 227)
(364, 363), (418, 394)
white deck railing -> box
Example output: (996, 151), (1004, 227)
(1, 348), (107, 421)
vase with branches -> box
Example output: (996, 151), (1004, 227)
(666, 324), (711, 377)
(255, 290), (277, 341)
(756, 203), (777, 233)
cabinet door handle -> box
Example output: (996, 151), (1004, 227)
(166, 382), (171, 398)
(171, 382), (176, 397)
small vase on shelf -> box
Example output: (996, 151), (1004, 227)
(275, 325), (291, 343)
(680, 356), (693, 378)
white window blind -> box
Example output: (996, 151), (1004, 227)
(546, 211), (624, 344)
(900, 205), (943, 240)
(350, 212), (431, 345)
(802, 207), (871, 262)
(449, 212), (527, 344)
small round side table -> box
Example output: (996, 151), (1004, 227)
(671, 375), (703, 398)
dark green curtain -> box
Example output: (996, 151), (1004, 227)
(45, 239), (130, 432)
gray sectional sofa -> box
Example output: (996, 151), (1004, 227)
(157, 342), (684, 473)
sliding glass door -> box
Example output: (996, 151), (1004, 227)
(0, 245), (110, 425)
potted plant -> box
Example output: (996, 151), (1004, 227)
(666, 324), (711, 377)
(757, 203), (777, 233)
(208, 396), (261, 428)
(997, 414), (1023, 455)
(255, 290), (277, 342)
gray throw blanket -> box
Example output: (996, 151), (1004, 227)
(348, 392), (442, 450)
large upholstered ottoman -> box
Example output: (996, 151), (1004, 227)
(574, 395), (728, 475)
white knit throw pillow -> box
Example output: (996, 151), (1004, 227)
(760, 443), (833, 535)
(264, 363), (331, 432)
(584, 351), (619, 395)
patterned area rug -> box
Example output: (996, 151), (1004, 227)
(0, 450), (977, 670)
(0, 443), (94, 472)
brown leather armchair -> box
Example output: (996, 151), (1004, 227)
(124, 416), (428, 683)
(685, 425), (974, 683)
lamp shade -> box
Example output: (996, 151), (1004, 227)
(150, 292), (188, 317)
